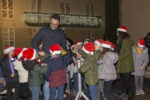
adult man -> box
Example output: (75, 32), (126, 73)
(32, 14), (67, 55)
(31, 14), (67, 100)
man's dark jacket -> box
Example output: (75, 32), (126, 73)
(32, 26), (67, 53)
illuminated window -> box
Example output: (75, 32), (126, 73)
(2, 0), (14, 19)
(2, 27), (15, 48)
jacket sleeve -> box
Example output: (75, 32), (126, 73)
(132, 47), (137, 67)
(34, 64), (47, 74)
(60, 31), (67, 51)
(79, 57), (90, 73)
(118, 39), (132, 61)
(143, 48), (149, 68)
(45, 65), (51, 81)
(39, 54), (50, 62)
(31, 29), (43, 52)
(13, 60), (21, 71)
(1, 62), (11, 78)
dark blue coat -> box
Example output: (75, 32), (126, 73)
(1, 56), (19, 83)
(32, 26), (67, 53)
(45, 55), (72, 81)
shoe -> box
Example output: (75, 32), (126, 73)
(136, 89), (140, 95)
(139, 89), (145, 95)
(119, 92), (128, 97)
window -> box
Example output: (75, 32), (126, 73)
(2, 27), (15, 48)
(91, 5), (94, 16)
(2, 0), (14, 19)
(86, 4), (94, 16)
(86, 5), (90, 16)
(60, 3), (70, 14)
(60, 3), (65, 14)
(66, 3), (70, 14)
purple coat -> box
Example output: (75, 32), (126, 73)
(132, 46), (149, 76)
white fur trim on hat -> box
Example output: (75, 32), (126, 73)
(76, 42), (83, 46)
(117, 28), (127, 32)
(18, 48), (27, 59)
(138, 43), (145, 48)
(82, 46), (94, 55)
(94, 40), (101, 46)
(4, 47), (15, 54)
(30, 49), (37, 60)
(101, 44), (111, 49)
(50, 50), (62, 55)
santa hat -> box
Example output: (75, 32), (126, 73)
(101, 40), (112, 49)
(14, 48), (27, 59)
(3, 46), (15, 54)
(117, 26), (128, 33)
(22, 48), (37, 60)
(94, 39), (104, 46)
(49, 44), (62, 55)
(82, 42), (95, 55)
(111, 43), (116, 50)
(138, 39), (145, 48)
(75, 41), (83, 46)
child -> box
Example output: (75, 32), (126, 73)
(132, 39), (149, 95)
(97, 41), (118, 100)
(21, 48), (48, 100)
(79, 42), (99, 100)
(94, 39), (108, 100)
(1, 46), (19, 100)
(13, 48), (31, 98)
(46, 44), (72, 100)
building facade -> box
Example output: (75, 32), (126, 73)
(0, 0), (105, 57)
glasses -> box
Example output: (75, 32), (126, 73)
(50, 23), (59, 26)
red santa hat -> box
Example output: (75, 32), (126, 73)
(3, 46), (15, 54)
(94, 39), (104, 46)
(111, 43), (116, 50)
(82, 42), (95, 55)
(138, 39), (145, 48)
(101, 40), (112, 49)
(117, 26), (128, 33)
(14, 48), (27, 59)
(49, 44), (62, 55)
(75, 41), (83, 46)
(22, 48), (37, 60)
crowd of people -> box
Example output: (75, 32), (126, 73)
(0, 14), (149, 100)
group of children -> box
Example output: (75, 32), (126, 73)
(0, 26), (149, 100)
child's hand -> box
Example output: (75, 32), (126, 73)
(10, 74), (15, 78)
(38, 51), (45, 56)
(140, 66), (144, 70)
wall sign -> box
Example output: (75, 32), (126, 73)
(24, 12), (101, 28)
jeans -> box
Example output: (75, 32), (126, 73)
(50, 85), (65, 100)
(29, 86), (41, 100)
(104, 80), (115, 100)
(73, 73), (78, 92)
(89, 85), (98, 100)
(97, 80), (107, 100)
(0, 95), (2, 100)
(66, 72), (70, 89)
(134, 76), (143, 90)
(43, 81), (50, 100)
